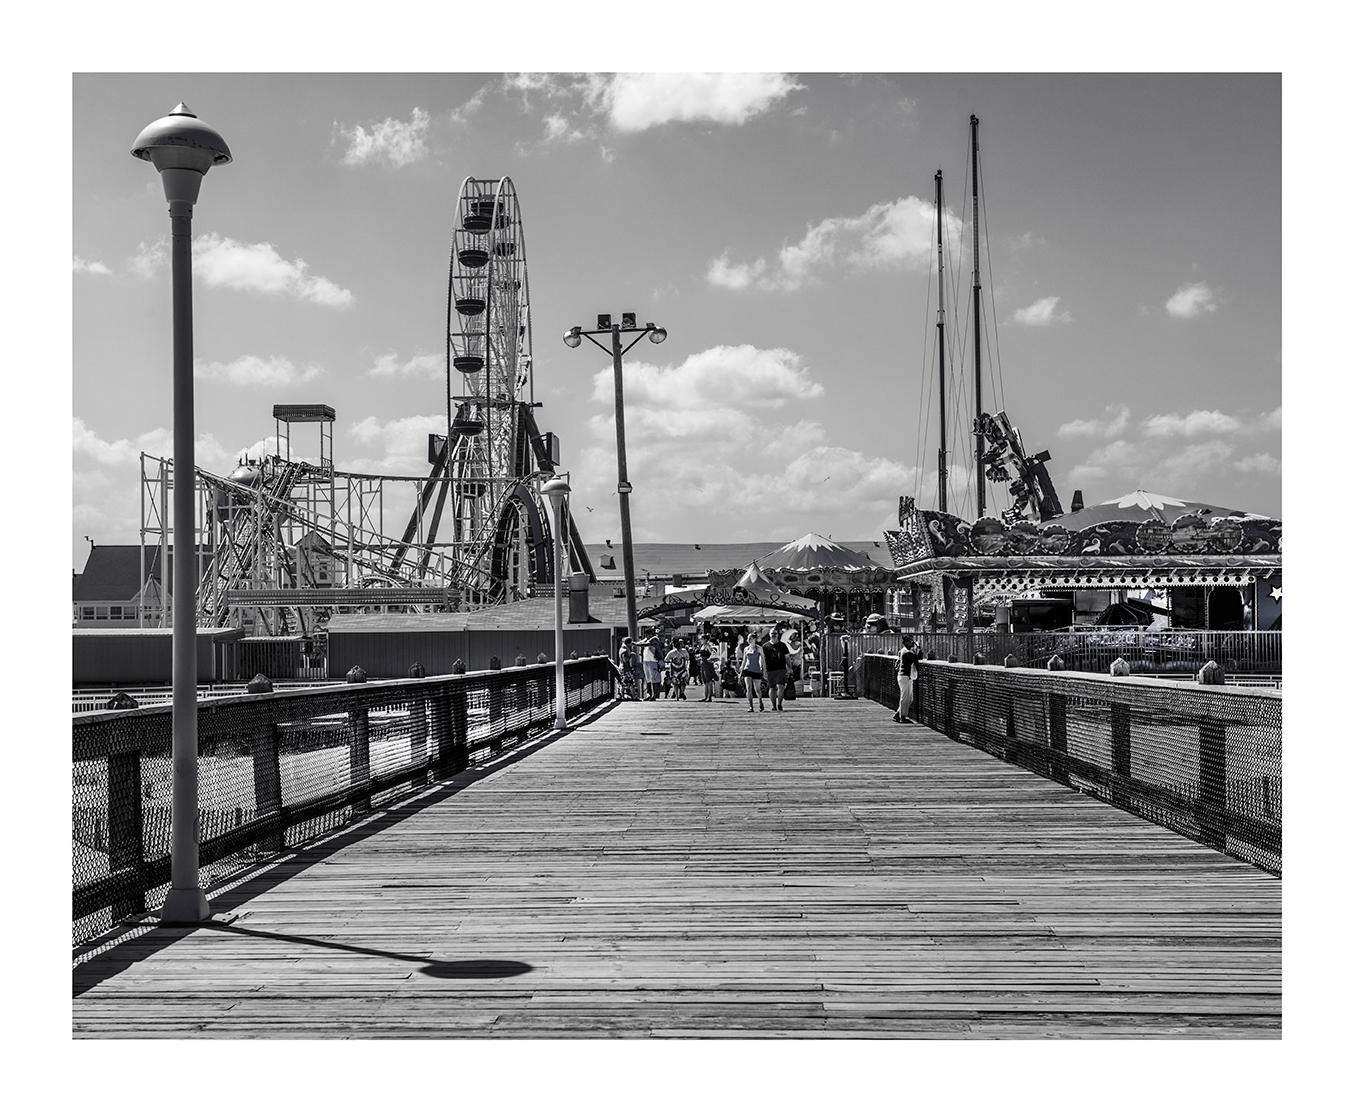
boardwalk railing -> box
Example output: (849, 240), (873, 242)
(72, 658), (614, 944)
(859, 654), (1281, 874)
(845, 629), (1281, 677)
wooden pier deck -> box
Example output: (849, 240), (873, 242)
(72, 697), (1281, 1038)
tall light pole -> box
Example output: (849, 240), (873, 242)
(542, 476), (571, 729)
(131, 103), (232, 923)
(563, 313), (666, 645)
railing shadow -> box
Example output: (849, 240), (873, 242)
(72, 699), (614, 997)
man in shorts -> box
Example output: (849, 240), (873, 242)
(894, 636), (921, 723)
(761, 632), (790, 710)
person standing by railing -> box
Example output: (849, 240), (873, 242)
(893, 636), (921, 724)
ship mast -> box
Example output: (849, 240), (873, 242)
(970, 113), (985, 518)
(934, 168), (949, 513)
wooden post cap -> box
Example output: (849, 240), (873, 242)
(245, 673), (273, 693)
(1197, 660), (1226, 685)
(1046, 655), (1065, 671)
(1003, 654), (1019, 668)
(973, 653), (986, 665)
(1109, 657), (1131, 676)
(346, 666), (368, 683)
(408, 663), (426, 678)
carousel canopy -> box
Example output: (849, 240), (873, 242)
(1048, 489), (1256, 529)
(759, 533), (882, 572)
(693, 603), (817, 623)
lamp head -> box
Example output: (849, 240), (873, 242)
(131, 103), (231, 205)
(562, 325), (582, 348)
(541, 476), (572, 510)
(647, 324), (667, 344)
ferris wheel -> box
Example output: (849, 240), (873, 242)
(445, 175), (552, 602)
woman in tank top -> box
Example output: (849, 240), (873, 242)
(741, 635), (765, 712)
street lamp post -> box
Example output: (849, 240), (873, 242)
(131, 104), (232, 923)
(563, 314), (667, 645)
(542, 476), (572, 729)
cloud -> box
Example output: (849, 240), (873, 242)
(366, 351), (442, 378)
(342, 413), (446, 476)
(73, 256), (111, 276)
(589, 345), (824, 413)
(708, 196), (959, 292)
(73, 417), (230, 469)
(195, 354), (324, 386)
(573, 344), (915, 542)
(334, 106), (431, 168)
(1007, 231), (1047, 250)
(1141, 409), (1243, 438)
(448, 88), (488, 125)
(596, 73), (802, 132)
(1165, 280), (1219, 319)
(1236, 452), (1281, 475)
(501, 73), (800, 160)
(130, 234), (354, 307)
(1010, 295), (1071, 326)
(1058, 405), (1131, 438)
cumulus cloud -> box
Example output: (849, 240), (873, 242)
(707, 196), (959, 292)
(73, 256), (111, 276)
(130, 234), (354, 307)
(334, 107), (431, 168)
(1165, 280), (1219, 318)
(1236, 452), (1281, 475)
(597, 73), (802, 131)
(195, 354), (324, 387)
(366, 351), (442, 378)
(574, 344), (915, 542)
(73, 417), (230, 470)
(1058, 405), (1130, 438)
(1010, 295), (1071, 326)
(341, 413), (446, 477)
(1142, 409), (1243, 438)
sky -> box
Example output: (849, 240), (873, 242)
(71, 72), (1281, 570)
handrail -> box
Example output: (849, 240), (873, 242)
(72, 657), (615, 943)
(856, 653), (1280, 874)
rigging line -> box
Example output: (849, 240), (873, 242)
(977, 151), (1008, 415)
(914, 231), (937, 499)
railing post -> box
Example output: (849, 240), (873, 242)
(447, 680), (470, 773)
(346, 666), (371, 815)
(1197, 660), (1228, 849)
(1110, 702), (1131, 805)
(1047, 691), (1070, 786)
(408, 664), (429, 785)
(251, 721), (284, 854)
(107, 743), (146, 920)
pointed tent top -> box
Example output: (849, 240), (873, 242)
(760, 533), (879, 572)
(169, 103), (197, 117)
(1043, 488), (1259, 528)
(737, 561), (776, 588)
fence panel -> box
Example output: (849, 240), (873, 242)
(859, 654), (1280, 875)
(72, 657), (615, 945)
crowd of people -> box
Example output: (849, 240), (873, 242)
(615, 622), (814, 712)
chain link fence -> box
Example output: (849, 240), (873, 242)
(859, 654), (1280, 874)
(73, 657), (614, 945)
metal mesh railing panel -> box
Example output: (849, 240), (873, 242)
(847, 630), (1281, 677)
(859, 654), (1280, 874)
(72, 657), (614, 944)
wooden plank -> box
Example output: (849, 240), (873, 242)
(73, 698), (1280, 1038)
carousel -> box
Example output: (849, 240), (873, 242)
(884, 489), (1282, 635)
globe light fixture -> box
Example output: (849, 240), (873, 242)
(131, 103), (231, 924)
(541, 476), (572, 729)
(563, 325), (582, 348)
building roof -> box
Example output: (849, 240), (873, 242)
(328, 580), (645, 634)
(73, 545), (173, 601)
(582, 540), (884, 580)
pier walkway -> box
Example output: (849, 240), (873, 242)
(72, 697), (1280, 1038)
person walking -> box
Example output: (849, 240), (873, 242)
(617, 636), (641, 700)
(741, 634), (766, 712)
(761, 632), (790, 710)
(698, 649), (717, 701)
(641, 638), (663, 701)
(665, 639), (690, 700)
(893, 635), (921, 723)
